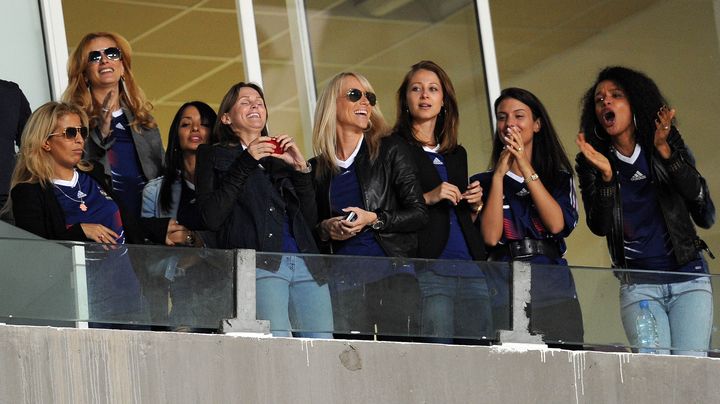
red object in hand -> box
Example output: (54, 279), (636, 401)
(268, 138), (283, 154)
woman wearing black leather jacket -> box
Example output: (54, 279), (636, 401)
(196, 82), (332, 338)
(576, 66), (715, 356)
(311, 72), (428, 338)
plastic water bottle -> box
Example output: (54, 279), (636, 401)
(635, 300), (659, 353)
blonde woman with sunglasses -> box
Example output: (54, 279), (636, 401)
(4, 102), (187, 326)
(63, 32), (164, 218)
(311, 72), (428, 339)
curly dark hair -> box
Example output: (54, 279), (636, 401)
(393, 60), (459, 154)
(159, 101), (218, 212)
(490, 88), (573, 188)
(579, 66), (670, 153)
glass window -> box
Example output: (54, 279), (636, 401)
(304, 0), (492, 173)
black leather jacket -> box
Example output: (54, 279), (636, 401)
(575, 127), (715, 268)
(310, 135), (428, 257)
(196, 144), (322, 276)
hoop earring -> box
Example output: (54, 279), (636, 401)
(593, 125), (604, 141)
(633, 114), (637, 129)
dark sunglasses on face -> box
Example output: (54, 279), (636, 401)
(346, 88), (377, 106)
(49, 127), (89, 141)
(87, 47), (122, 63)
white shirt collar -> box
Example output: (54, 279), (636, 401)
(52, 169), (79, 187)
(336, 135), (364, 169)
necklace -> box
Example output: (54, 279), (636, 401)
(54, 181), (88, 212)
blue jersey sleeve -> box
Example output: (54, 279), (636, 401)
(550, 171), (579, 238)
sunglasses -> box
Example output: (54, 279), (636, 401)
(87, 47), (122, 63)
(346, 88), (377, 106)
(49, 127), (89, 141)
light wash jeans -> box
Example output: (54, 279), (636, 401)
(417, 270), (493, 340)
(620, 276), (713, 356)
(256, 255), (333, 338)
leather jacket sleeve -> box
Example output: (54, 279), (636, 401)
(662, 129), (715, 229)
(196, 144), (260, 231)
(290, 168), (318, 231)
(378, 138), (428, 232)
(575, 151), (616, 236)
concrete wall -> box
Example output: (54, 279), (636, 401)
(1, 325), (719, 404)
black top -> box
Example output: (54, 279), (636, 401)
(0, 80), (31, 201)
(11, 163), (169, 244)
(397, 133), (486, 260)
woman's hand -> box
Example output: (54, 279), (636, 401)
(80, 223), (119, 244)
(463, 180), (484, 211)
(320, 215), (355, 241)
(164, 219), (192, 246)
(271, 134), (308, 171)
(502, 125), (534, 175)
(245, 136), (277, 161)
(495, 148), (514, 177)
(98, 90), (117, 139)
(654, 105), (675, 159)
(424, 182), (462, 205)
(576, 132), (613, 182)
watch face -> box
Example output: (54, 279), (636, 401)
(372, 220), (384, 230)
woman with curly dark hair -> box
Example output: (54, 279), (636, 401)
(576, 66), (715, 356)
(470, 87), (583, 345)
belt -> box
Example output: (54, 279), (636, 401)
(489, 238), (561, 261)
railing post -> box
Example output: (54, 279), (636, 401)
(222, 249), (270, 334)
(497, 260), (545, 345)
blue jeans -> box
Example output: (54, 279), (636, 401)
(620, 276), (713, 356)
(256, 255), (334, 338)
(417, 270), (493, 340)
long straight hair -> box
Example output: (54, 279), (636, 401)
(393, 60), (459, 154)
(312, 72), (389, 178)
(490, 88), (573, 188)
(159, 101), (217, 213)
(1, 102), (91, 216)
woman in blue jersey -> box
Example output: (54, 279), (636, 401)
(64, 32), (164, 219)
(393, 61), (491, 341)
(311, 72), (428, 339)
(196, 82), (333, 338)
(6, 101), (186, 325)
(576, 66), (715, 356)
(470, 87), (583, 345)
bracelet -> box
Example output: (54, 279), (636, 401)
(474, 204), (483, 214)
(525, 173), (539, 183)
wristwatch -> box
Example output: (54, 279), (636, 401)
(370, 211), (385, 230)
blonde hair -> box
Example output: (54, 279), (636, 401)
(10, 102), (91, 188)
(312, 72), (389, 177)
(62, 31), (156, 132)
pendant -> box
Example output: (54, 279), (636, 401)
(80, 203), (88, 212)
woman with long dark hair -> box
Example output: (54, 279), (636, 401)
(470, 87), (583, 345)
(63, 32), (164, 218)
(576, 66), (715, 356)
(196, 82), (332, 338)
(393, 60), (491, 341)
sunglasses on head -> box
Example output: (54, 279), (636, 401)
(49, 127), (89, 141)
(346, 88), (377, 106)
(87, 47), (122, 63)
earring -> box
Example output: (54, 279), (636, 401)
(633, 114), (637, 129)
(593, 125), (604, 141)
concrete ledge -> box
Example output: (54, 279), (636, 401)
(1, 325), (719, 403)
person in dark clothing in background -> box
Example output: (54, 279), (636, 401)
(0, 79), (31, 208)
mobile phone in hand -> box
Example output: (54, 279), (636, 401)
(344, 212), (357, 222)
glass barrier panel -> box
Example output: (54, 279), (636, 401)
(531, 263), (718, 356)
(0, 238), (234, 331)
(255, 252), (510, 342)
